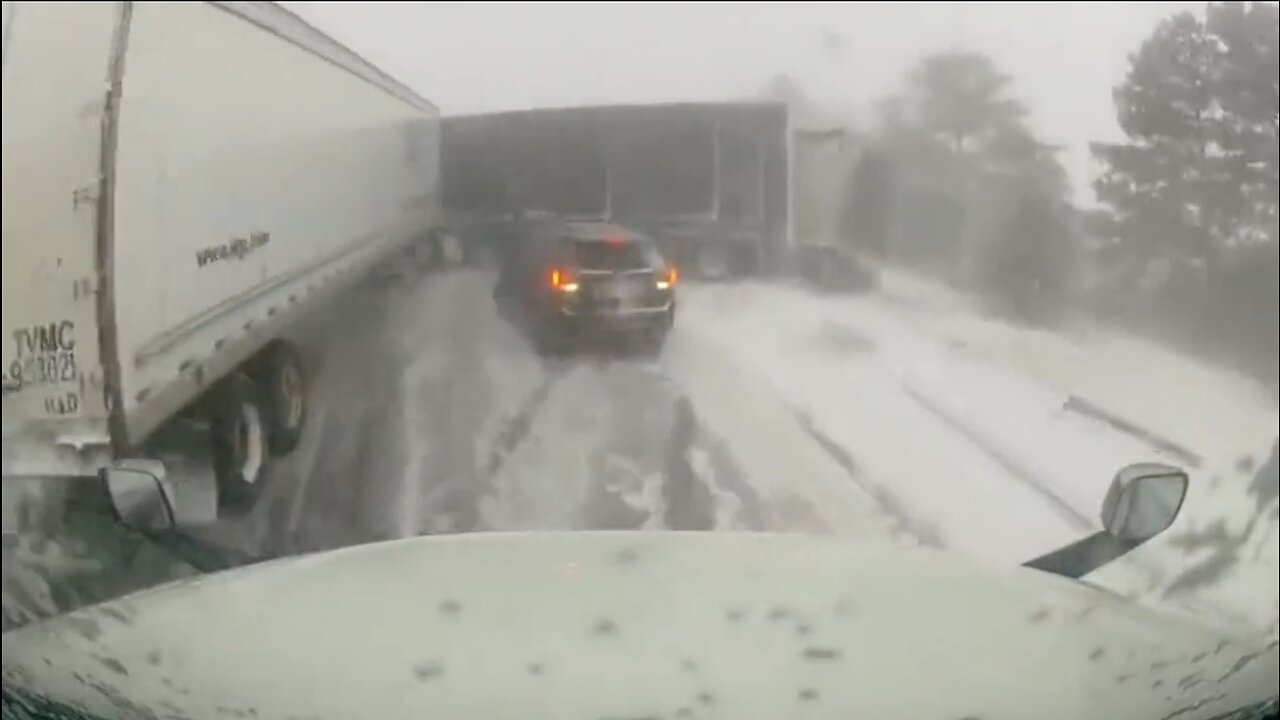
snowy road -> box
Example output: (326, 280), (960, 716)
(204, 266), (1279, 639)
(208, 268), (894, 555)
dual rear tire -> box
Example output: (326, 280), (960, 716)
(209, 341), (306, 513)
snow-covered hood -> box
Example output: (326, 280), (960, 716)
(2, 532), (1276, 720)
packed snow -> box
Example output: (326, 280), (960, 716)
(6, 266), (1275, 644)
(677, 271), (1278, 635)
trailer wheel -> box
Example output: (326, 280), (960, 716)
(211, 372), (269, 512)
(257, 341), (307, 456)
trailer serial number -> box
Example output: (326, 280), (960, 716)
(7, 321), (79, 393)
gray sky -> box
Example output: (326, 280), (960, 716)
(286, 1), (1202, 204)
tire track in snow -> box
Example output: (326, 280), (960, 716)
(483, 365), (570, 482)
(903, 385), (1094, 532)
(477, 356), (652, 531)
(662, 395), (720, 531)
(478, 354), (765, 533)
(629, 364), (765, 532)
(790, 409), (944, 548)
(658, 324), (894, 536)
(1063, 395), (1204, 469)
(393, 268), (517, 537)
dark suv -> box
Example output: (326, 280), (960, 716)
(493, 219), (677, 354)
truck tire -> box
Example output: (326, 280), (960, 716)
(256, 341), (307, 456)
(210, 372), (269, 512)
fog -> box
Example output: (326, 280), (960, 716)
(285, 1), (1200, 204)
(2, 4), (1277, 712)
(262, 0), (1277, 642)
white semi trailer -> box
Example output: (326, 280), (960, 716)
(2, 2), (440, 517)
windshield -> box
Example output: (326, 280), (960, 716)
(2, 2), (1277, 719)
(567, 238), (660, 271)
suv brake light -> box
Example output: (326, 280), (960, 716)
(550, 268), (579, 293)
(656, 266), (678, 290)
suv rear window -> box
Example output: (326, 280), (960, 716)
(567, 239), (658, 271)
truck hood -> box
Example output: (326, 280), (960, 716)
(2, 531), (1276, 720)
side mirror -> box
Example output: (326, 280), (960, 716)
(102, 460), (175, 531)
(1100, 462), (1188, 542)
(118, 421), (221, 529)
(1023, 462), (1189, 579)
(102, 459), (266, 574)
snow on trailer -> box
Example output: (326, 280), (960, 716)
(2, 1), (440, 518)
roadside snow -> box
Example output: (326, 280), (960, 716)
(875, 269), (1278, 466)
(678, 275), (1277, 635)
(678, 282), (1088, 566)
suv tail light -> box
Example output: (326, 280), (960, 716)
(656, 266), (677, 290)
(550, 268), (579, 293)
(853, 250), (882, 268)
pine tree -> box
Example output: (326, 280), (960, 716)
(904, 49), (1028, 156)
(1093, 5), (1278, 269)
(1092, 12), (1223, 266)
(1206, 1), (1279, 243)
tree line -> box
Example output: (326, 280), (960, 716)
(850, 2), (1277, 381)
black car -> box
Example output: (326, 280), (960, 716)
(494, 219), (677, 354)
